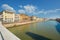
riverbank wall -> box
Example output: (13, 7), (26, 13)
(3, 20), (43, 28)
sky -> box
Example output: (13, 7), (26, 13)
(0, 0), (60, 18)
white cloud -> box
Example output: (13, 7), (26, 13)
(19, 5), (23, 8)
(18, 9), (25, 13)
(56, 9), (60, 11)
(24, 5), (37, 13)
(2, 4), (15, 12)
(18, 5), (37, 14)
(38, 9), (60, 14)
(38, 9), (45, 13)
(19, 4), (60, 15)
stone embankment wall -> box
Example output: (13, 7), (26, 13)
(3, 20), (44, 28)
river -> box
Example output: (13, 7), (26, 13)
(7, 21), (60, 40)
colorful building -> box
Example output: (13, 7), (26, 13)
(0, 10), (45, 23)
(2, 10), (15, 23)
(20, 14), (31, 22)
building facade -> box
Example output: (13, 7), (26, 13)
(2, 11), (15, 23)
(0, 12), (3, 21)
(15, 14), (20, 22)
(31, 16), (37, 21)
(20, 14), (31, 22)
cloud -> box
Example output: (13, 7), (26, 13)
(19, 4), (60, 16)
(38, 9), (60, 14)
(24, 5), (37, 13)
(19, 5), (23, 8)
(56, 9), (60, 11)
(18, 9), (25, 13)
(18, 5), (37, 15)
(2, 4), (15, 12)
(38, 9), (45, 13)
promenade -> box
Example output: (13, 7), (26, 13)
(0, 21), (20, 40)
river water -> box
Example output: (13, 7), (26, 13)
(7, 21), (60, 40)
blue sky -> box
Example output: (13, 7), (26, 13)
(0, 0), (60, 18)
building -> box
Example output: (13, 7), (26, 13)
(39, 18), (45, 21)
(0, 12), (3, 21)
(15, 14), (20, 22)
(31, 16), (37, 21)
(20, 14), (31, 22)
(2, 10), (15, 23)
(56, 18), (60, 23)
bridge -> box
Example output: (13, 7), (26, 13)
(0, 21), (20, 40)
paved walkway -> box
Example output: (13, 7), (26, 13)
(0, 33), (2, 40)
(0, 21), (20, 40)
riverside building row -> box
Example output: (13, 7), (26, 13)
(0, 10), (44, 23)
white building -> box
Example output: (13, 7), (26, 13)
(1, 10), (15, 23)
(15, 14), (20, 22)
(0, 12), (3, 21)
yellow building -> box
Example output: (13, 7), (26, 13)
(20, 14), (31, 22)
(2, 10), (15, 23)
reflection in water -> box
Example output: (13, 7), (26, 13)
(26, 32), (51, 40)
(56, 22), (60, 33)
(7, 21), (60, 40)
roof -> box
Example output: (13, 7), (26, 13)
(20, 13), (25, 15)
(4, 10), (14, 13)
